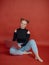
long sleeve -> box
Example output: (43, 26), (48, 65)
(25, 33), (30, 43)
(21, 33), (30, 46)
(12, 32), (17, 41)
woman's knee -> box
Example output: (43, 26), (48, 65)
(29, 39), (36, 42)
(9, 47), (15, 54)
(29, 39), (36, 45)
(9, 47), (23, 55)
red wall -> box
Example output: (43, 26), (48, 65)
(0, 0), (49, 45)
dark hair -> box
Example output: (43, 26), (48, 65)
(20, 18), (29, 24)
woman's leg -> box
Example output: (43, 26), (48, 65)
(20, 39), (43, 62)
(9, 46), (32, 55)
(9, 47), (23, 55)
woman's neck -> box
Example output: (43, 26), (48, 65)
(20, 27), (26, 29)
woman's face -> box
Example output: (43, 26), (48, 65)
(20, 20), (27, 29)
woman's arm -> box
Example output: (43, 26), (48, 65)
(12, 29), (17, 41)
(21, 30), (30, 46)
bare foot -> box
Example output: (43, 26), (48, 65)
(35, 56), (43, 62)
(23, 51), (32, 54)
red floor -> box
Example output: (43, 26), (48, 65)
(0, 42), (49, 65)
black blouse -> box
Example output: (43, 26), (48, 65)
(12, 28), (30, 47)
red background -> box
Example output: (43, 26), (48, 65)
(0, 0), (49, 65)
(0, 0), (49, 45)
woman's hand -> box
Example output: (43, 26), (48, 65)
(18, 44), (22, 48)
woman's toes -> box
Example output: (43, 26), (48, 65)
(35, 57), (43, 62)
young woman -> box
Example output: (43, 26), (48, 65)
(9, 18), (43, 62)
